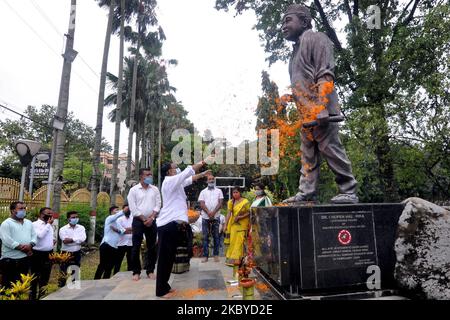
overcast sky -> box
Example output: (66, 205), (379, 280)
(0, 0), (291, 153)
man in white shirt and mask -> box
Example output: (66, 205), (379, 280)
(58, 211), (86, 287)
(114, 204), (133, 274)
(156, 160), (210, 298)
(30, 207), (54, 299)
(127, 168), (161, 281)
(198, 175), (223, 263)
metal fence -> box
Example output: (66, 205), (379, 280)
(0, 177), (124, 222)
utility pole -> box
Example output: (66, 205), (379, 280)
(80, 161), (84, 187)
(51, 0), (77, 217)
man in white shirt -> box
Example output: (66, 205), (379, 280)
(30, 207), (54, 300)
(127, 168), (161, 281)
(156, 160), (210, 298)
(114, 204), (133, 274)
(58, 211), (86, 287)
(94, 205), (129, 280)
(198, 175), (224, 263)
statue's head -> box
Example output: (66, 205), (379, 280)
(281, 4), (312, 41)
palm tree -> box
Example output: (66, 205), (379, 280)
(96, 0), (138, 204)
(124, 0), (161, 195)
(104, 57), (192, 176)
(110, 0), (125, 205)
(90, 0), (115, 244)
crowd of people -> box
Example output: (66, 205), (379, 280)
(0, 161), (273, 299)
(0, 203), (87, 299)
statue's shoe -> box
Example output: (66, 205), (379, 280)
(282, 194), (316, 203)
(330, 193), (359, 204)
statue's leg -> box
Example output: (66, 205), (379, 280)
(318, 124), (358, 198)
(298, 133), (320, 199)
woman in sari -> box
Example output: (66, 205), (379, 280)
(249, 183), (272, 263)
(224, 187), (250, 266)
(251, 183), (273, 208)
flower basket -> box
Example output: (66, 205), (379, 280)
(188, 209), (200, 224)
(239, 278), (256, 288)
(192, 245), (203, 257)
(239, 278), (256, 300)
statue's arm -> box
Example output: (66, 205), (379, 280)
(312, 32), (338, 125)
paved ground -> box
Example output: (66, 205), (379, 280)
(43, 257), (407, 300)
(44, 257), (274, 300)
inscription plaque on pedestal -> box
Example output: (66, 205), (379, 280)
(251, 204), (404, 298)
(314, 211), (378, 269)
(313, 211), (378, 288)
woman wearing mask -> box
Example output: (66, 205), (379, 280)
(224, 187), (250, 266)
(251, 183), (273, 208)
(249, 183), (272, 264)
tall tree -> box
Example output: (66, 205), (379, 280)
(97, 0), (136, 204)
(90, 0), (115, 231)
(110, 0), (126, 205)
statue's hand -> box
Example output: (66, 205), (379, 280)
(316, 109), (329, 127)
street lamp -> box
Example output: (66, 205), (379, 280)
(15, 139), (41, 201)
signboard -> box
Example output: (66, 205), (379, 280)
(29, 151), (51, 179)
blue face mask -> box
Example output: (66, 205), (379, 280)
(144, 176), (153, 185)
(16, 209), (26, 219)
(69, 218), (79, 225)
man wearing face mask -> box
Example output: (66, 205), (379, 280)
(198, 174), (224, 263)
(0, 201), (37, 289)
(94, 205), (130, 279)
(127, 168), (161, 281)
(30, 207), (54, 299)
(58, 211), (86, 287)
(156, 160), (211, 298)
(114, 204), (133, 274)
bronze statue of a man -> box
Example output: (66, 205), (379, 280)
(281, 4), (358, 204)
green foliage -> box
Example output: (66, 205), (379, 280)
(0, 274), (35, 300)
(0, 105), (112, 194)
(242, 187), (277, 205)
